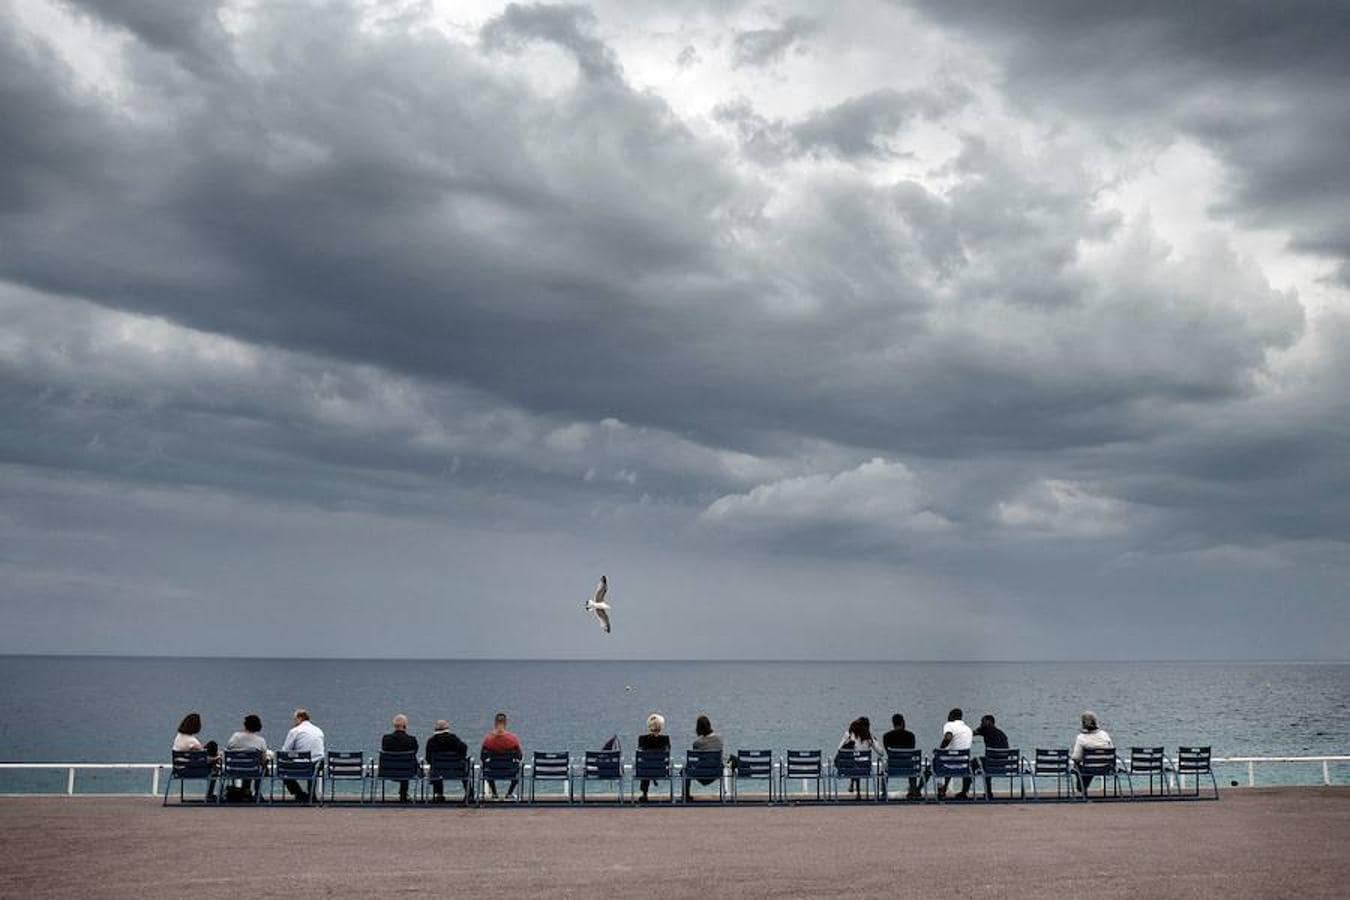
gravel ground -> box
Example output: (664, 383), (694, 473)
(0, 787), (1346, 898)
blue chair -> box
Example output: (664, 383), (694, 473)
(528, 751), (572, 803)
(930, 748), (974, 800)
(880, 748), (923, 800)
(832, 749), (878, 801)
(1123, 746), (1168, 798)
(1172, 746), (1218, 800)
(682, 749), (725, 803)
(373, 750), (422, 803)
(779, 750), (825, 802)
(479, 753), (523, 803)
(218, 750), (265, 804)
(578, 749), (624, 803)
(1073, 747), (1123, 799)
(426, 751), (473, 803)
(163, 750), (216, 805)
(632, 749), (673, 803)
(730, 749), (774, 803)
(1028, 748), (1074, 800)
(979, 748), (1025, 800)
(268, 752), (319, 804)
(325, 751), (367, 803)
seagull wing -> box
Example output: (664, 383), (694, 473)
(592, 578), (608, 605)
(594, 607), (611, 634)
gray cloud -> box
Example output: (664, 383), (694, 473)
(730, 15), (816, 68)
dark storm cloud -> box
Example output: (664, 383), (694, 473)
(909, 0), (1350, 284)
(729, 14), (816, 68)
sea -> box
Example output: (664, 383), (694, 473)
(0, 657), (1346, 793)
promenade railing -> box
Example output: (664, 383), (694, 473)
(2, 755), (1348, 797)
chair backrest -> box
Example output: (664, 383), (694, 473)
(532, 751), (570, 780)
(634, 748), (671, 779)
(1129, 746), (1166, 774)
(221, 749), (265, 778)
(735, 749), (773, 779)
(684, 749), (724, 780)
(1034, 748), (1070, 776)
(833, 749), (875, 778)
(377, 750), (420, 779)
(784, 750), (822, 778)
(1078, 747), (1117, 775)
(885, 748), (923, 777)
(481, 753), (521, 780)
(930, 748), (971, 777)
(982, 747), (1021, 777)
(274, 751), (317, 779)
(427, 751), (471, 780)
(170, 750), (212, 779)
(326, 751), (365, 779)
(1175, 746), (1212, 774)
(584, 749), (622, 780)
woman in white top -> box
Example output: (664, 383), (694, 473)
(1069, 710), (1114, 793)
(838, 716), (884, 799)
(172, 712), (219, 800)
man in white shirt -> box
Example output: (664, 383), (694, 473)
(280, 708), (325, 801)
(937, 708), (974, 799)
(1070, 711), (1114, 794)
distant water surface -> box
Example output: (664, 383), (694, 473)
(0, 657), (1345, 790)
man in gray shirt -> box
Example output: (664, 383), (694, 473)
(225, 714), (267, 800)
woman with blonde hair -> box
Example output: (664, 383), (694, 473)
(637, 712), (670, 802)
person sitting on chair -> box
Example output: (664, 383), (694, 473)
(936, 708), (973, 799)
(280, 708), (325, 802)
(172, 712), (219, 800)
(882, 713), (920, 799)
(480, 712), (523, 800)
(226, 714), (268, 801)
(1070, 711), (1113, 794)
(382, 714), (419, 802)
(425, 719), (471, 803)
(638, 713), (670, 802)
(686, 715), (724, 801)
(973, 713), (1009, 800)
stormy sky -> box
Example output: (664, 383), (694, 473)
(1, 0), (1346, 659)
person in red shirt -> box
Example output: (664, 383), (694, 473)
(480, 711), (523, 800)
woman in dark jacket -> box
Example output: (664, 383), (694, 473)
(638, 713), (670, 802)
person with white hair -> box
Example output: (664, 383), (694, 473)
(1070, 711), (1114, 793)
(381, 713), (419, 802)
(637, 713), (670, 802)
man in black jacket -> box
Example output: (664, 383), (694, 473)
(882, 713), (921, 799)
(425, 719), (472, 803)
(381, 714), (419, 802)
(973, 714), (1009, 800)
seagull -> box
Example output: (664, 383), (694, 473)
(584, 575), (612, 633)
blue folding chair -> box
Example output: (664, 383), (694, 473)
(832, 749), (878, 801)
(731, 750), (774, 803)
(373, 750), (422, 803)
(325, 751), (367, 803)
(578, 749), (624, 803)
(218, 750), (265, 804)
(426, 751), (473, 803)
(633, 749), (673, 803)
(1124, 746), (1168, 798)
(268, 751), (319, 804)
(779, 750), (825, 803)
(930, 748), (974, 800)
(528, 751), (572, 803)
(1028, 748), (1074, 800)
(979, 748), (1025, 800)
(1173, 746), (1218, 800)
(479, 753), (523, 803)
(1074, 747), (1124, 799)
(163, 750), (216, 805)
(880, 748), (923, 800)
(682, 749), (725, 803)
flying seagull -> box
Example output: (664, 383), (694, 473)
(584, 575), (612, 633)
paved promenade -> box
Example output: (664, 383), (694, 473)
(1, 788), (1346, 898)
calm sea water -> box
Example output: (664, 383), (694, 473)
(0, 657), (1346, 791)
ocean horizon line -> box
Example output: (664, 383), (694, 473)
(1, 653), (1346, 664)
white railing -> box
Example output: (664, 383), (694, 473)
(0, 755), (1346, 797)
(1212, 755), (1350, 788)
